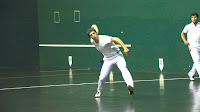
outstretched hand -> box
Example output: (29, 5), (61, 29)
(124, 49), (130, 56)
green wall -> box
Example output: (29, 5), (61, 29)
(38, 0), (199, 73)
(0, 0), (39, 67)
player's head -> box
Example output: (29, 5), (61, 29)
(191, 12), (198, 24)
(191, 12), (198, 18)
(87, 28), (97, 38)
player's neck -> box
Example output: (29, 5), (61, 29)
(94, 35), (99, 43)
(193, 21), (198, 26)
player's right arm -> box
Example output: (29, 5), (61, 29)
(181, 32), (189, 45)
(91, 24), (99, 34)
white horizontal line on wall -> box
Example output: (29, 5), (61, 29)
(39, 44), (131, 48)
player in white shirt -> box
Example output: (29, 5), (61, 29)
(181, 12), (200, 81)
(87, 24), (134, 98)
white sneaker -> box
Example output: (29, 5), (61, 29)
(95, 91), (101, 98)
(189, 75), (195, 81)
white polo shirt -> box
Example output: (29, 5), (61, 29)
(91, 35), (120, 59)
(183, 22), (200, 48)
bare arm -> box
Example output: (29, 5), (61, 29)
(91, 24), (99, 34)
(181, 32), (189, 45)
(111, 37), (130, 55)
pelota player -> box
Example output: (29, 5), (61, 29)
(87, 24), (134, 98)
(181, 12), (200, 81)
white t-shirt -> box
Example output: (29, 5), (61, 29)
(90, 35), (120, 58)
(183, 22), (200, 48)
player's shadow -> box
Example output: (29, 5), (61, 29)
(95, 98), (135, 112)
(189, 81), (200, 112)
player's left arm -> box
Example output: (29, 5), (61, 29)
(111, 37), (130, 55)
(91, 24), (99, 34)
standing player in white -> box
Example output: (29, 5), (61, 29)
(87, 24), (134, 98)
(181, 12), (200, 81)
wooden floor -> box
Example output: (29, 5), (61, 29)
(0, 67), (200, 112)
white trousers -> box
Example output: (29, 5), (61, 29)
(97, 53), (134, 92)
(188, 47), (200, 77)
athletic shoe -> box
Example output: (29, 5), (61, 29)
(127, 85), (134, 95)
(189, 75), (195, 81)
(95, 91), (101, 98)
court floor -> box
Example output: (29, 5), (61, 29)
(0, 67), (200, 112)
